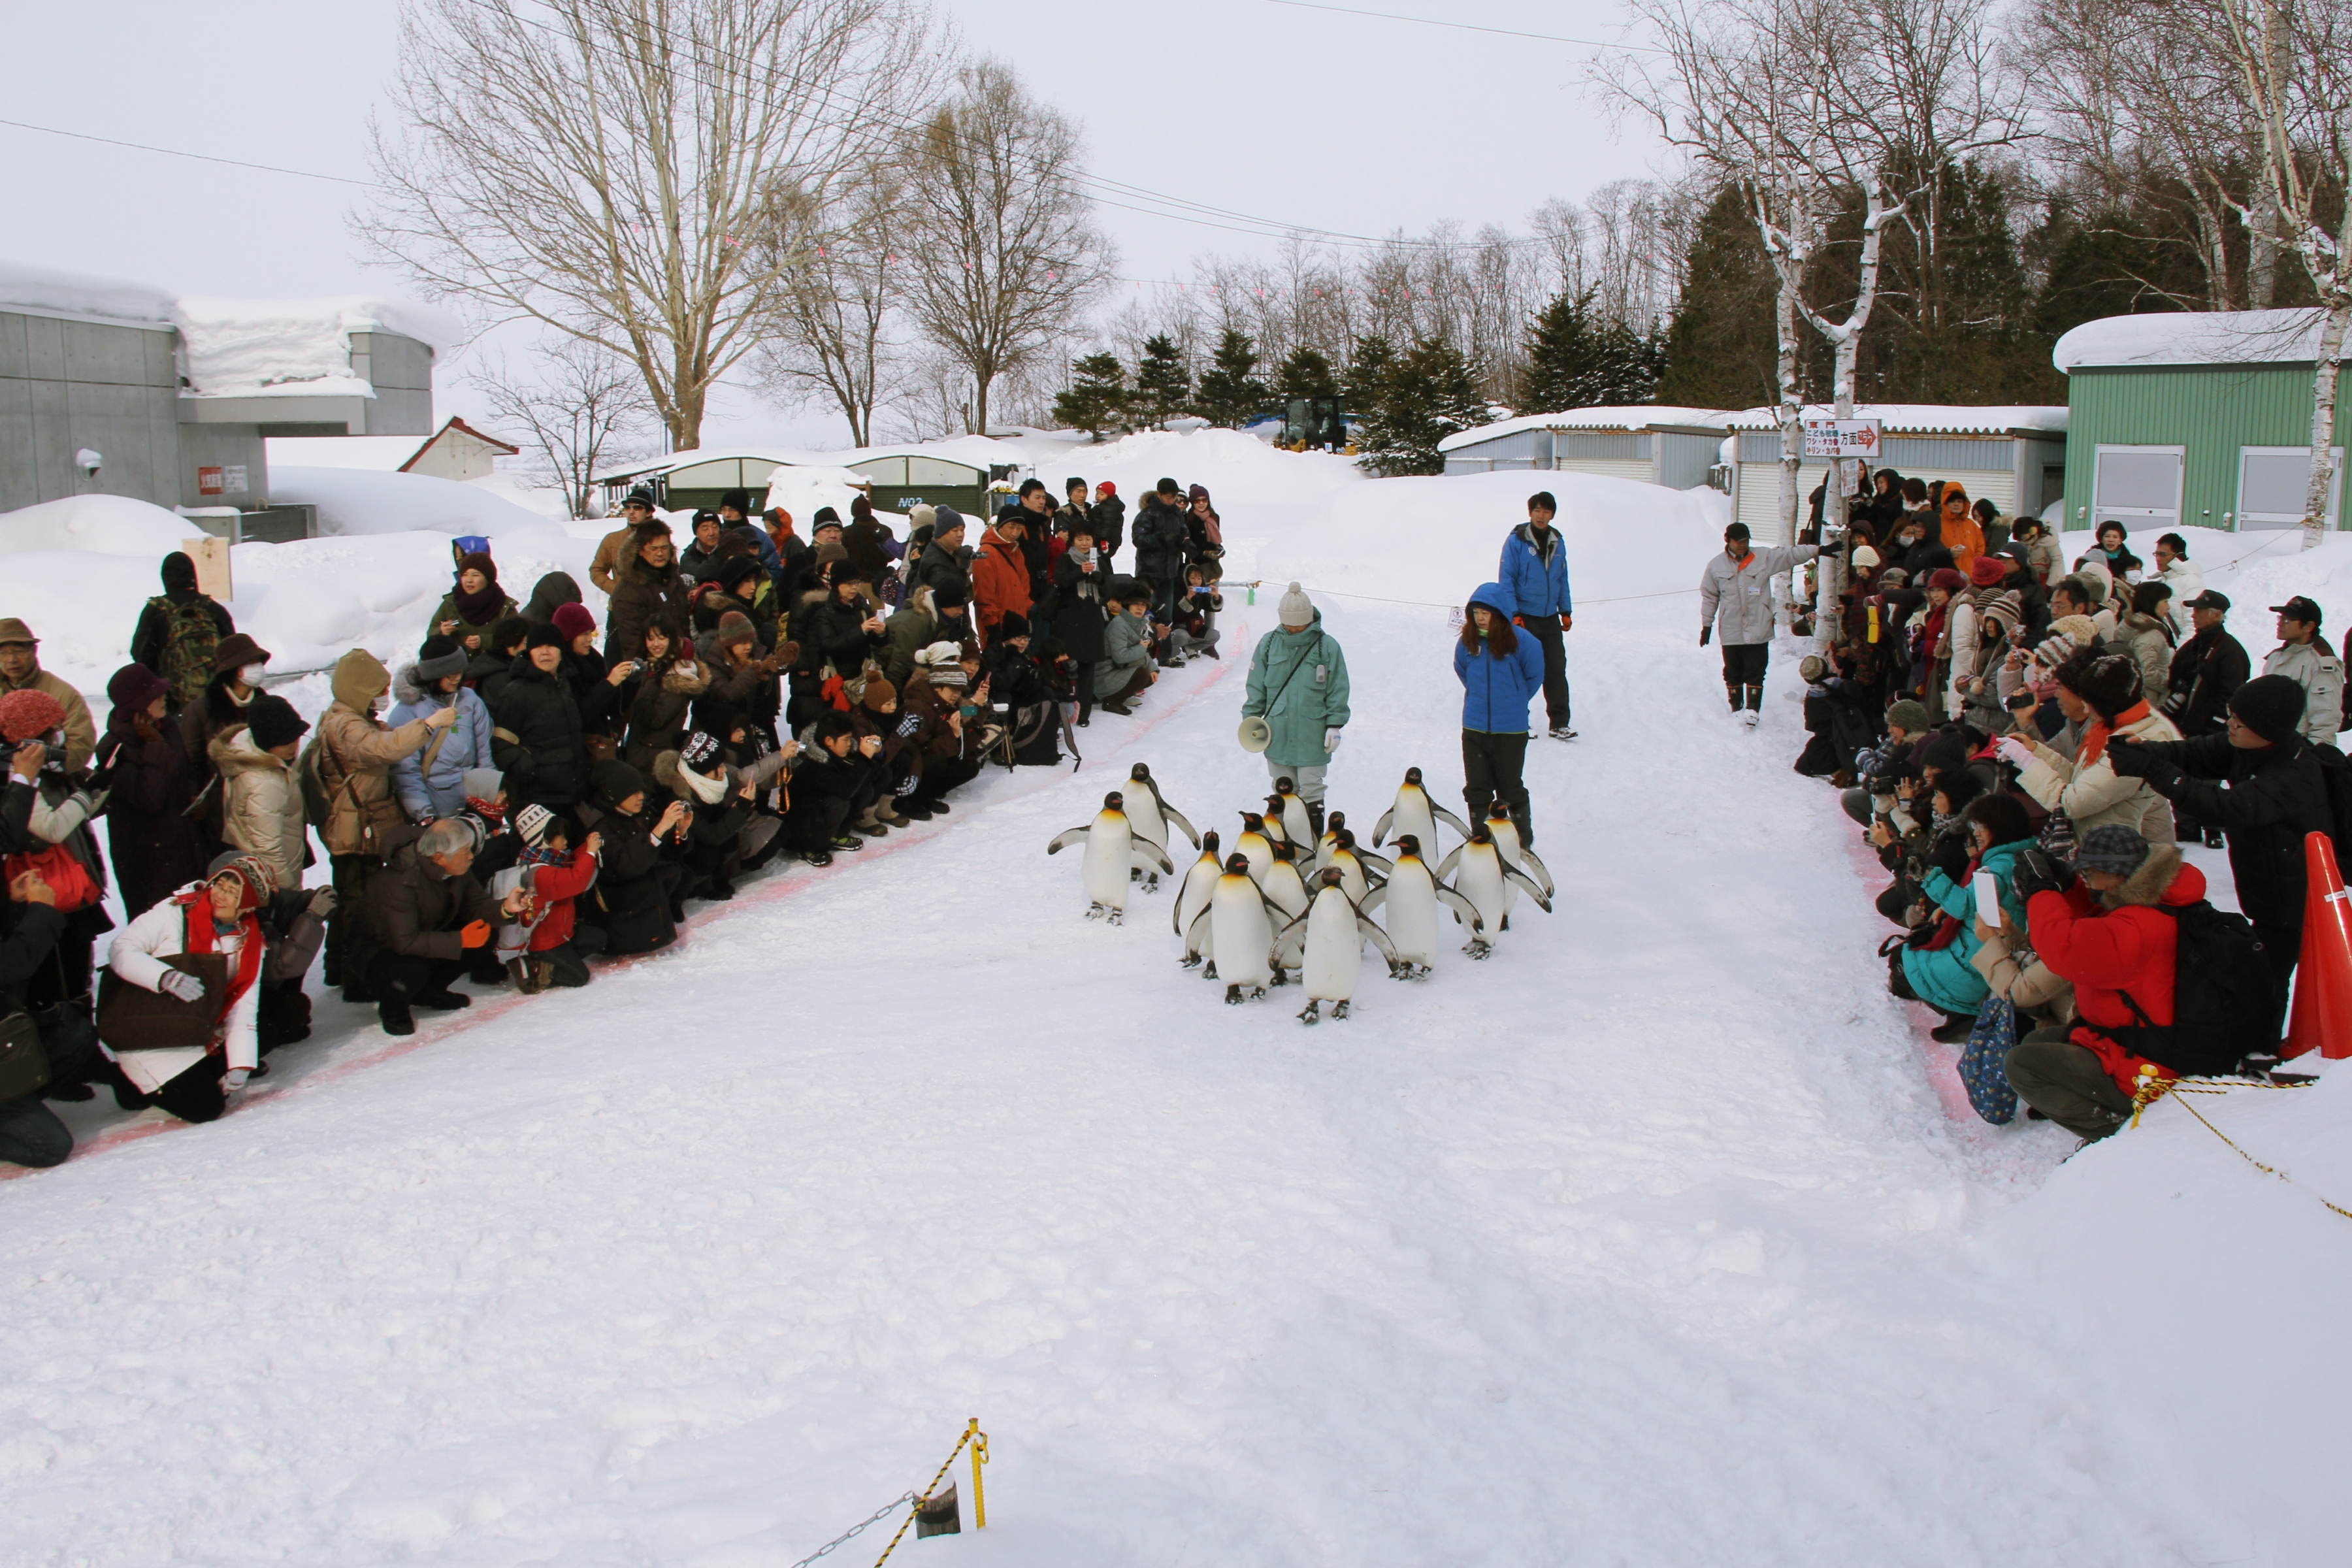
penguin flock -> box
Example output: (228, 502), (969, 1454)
(1049, 762), (1553, 1023)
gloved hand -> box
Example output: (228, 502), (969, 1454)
(460, 919), (493, 949)
(158, 969), (207, 1004)
(1324, 727), (1343, 755)
(1699, 625), (1712, 647)
(68, 787), (109, 819)
(2012, 847), (2075, 903)
(220, 1067), (250, 1094)
(1995, 735), (2037, 770)
(307, 886), (338, 917)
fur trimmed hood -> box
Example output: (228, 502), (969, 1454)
(2099, 843), (2188, 909)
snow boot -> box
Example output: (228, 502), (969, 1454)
(1727, 684), (1744, 715)
(1929, 1015), (1976, 1045)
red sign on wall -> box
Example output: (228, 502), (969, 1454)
(197, 466), (224, 496)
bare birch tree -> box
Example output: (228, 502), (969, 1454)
(752, 168), (907, 445)
(467, 338), (657, 517)
(902, 59), (1115, 434)
(363, 0), (941, 451)
(2194, 0), (2352, 547)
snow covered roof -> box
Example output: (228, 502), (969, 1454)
(2052, 308), (2336, 372)
(1719, 403), (2068, 436)
(174, 295), (462, 399)
(0, 255), (177, 328)
(1439, 407), (1731, 453)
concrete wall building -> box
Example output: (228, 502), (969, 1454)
(1440, 407), (1730, 489)
(1720, 404), (2068, 540)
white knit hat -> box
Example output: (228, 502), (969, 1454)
(1278, 582), (1315, 628)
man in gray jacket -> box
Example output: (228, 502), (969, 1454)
(1698, 522), (1820, 727)
(2262, 595), (2345, 745)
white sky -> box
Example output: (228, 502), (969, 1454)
(3, 0), (1667, 449)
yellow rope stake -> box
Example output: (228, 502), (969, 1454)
(871, 1424), (979, 1568)
(968, 1419), (988, 1529)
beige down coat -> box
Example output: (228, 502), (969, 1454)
(315, 650), (434, 858)
(212, 727), (307, 892)
(2016, 704), (2183, 843)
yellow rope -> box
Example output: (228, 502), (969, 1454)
(871, 1425), (980, 1567)
(2149, 1078), (2352, 1224)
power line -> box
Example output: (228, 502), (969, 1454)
(0, 116), (377, 187)
(1258, 0), (1670, 54)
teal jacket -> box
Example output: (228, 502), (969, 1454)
(1900, 839), (2031, 1017)
(1243, 613), (1350, 767)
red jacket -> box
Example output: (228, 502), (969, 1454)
(523, 849), (601, 953)
(970, 526), (1032, 633)
(2025, 845), (2204, 1093)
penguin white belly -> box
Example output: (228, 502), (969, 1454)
(1264, 864), (1309, 923)
(1385, 864), (1441, 963)
(1394, 793), (1436, 847)
(1302, 899), (1362, 1001)
(1333, 855), (1368, 904)
(1281, 796), (1314, 847)
(1130, 803), (1169, 856)
(1238, 836), (1271, 884)
(1209, 886), (1274, 988)
(1083, 822), (1132, 911)
(1458, 852), (1508, 934)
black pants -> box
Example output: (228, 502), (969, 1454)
(2253, 918), (2302, 1042)
(1462, 730), (1531, 836)
(1722, 642), (1769, 705)
(368, 951), (468, 1004)
(534, 940), (594, 988)
(916, 756), (981, 804)
(787, 791), (854, 850)
(327, 853), (377, 991)
(0, 1009), (105, 1168)
(1522, 614), (1569, 729)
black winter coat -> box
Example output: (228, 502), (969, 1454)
(2166, 627), (2251, 738)
(91, 710), (207, 917)
(492, 658), (589, 809)
(796, 596), (887, 678)
(2121, 732), (2333, 928)
(1047, 553), (1110, 663)
(605, 554), (691, 665)
(1132, 498), (1190, 580)
(572, 795), (677, 955)
(1088, 495), (1127, 561)
(909, 541), (972, 606)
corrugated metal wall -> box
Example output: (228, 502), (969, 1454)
(1552, 431), (1646, 460)
(2062, 364), (2346, 532)
(1558, 458), (1658, 486)
(1657, 431), (1721, 490)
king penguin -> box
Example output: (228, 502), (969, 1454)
(1373, 766), (1471, 849)
(1048, 791), (1171, 922)
(1434, 826), (1551, 957)
(1276, 868), (1401, 1023)
(1481, 801), (1554, 900)
(1262, 840), (1312, 984)
(1125, 762), (1198, 887)
(1187, 853), (1280, 1002)
(1269, 777), (1315, 849)
(1365, 834), (1483, 978)
(1173, 828), (1222, 968)
(1234, 812), (1275, 885)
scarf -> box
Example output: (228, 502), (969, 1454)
(174, 892), (263, 1039)
(2077, 700), (2150, 767)
(451, 572), (506, 623)
(677, 762), (728, 805)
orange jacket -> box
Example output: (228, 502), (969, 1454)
(970, 525), (1033, 632)
(1940, 513), (1985, 574)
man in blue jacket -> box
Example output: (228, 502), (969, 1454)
(1456, 580), (1548, 845)
(1499, 492), (1574, 740)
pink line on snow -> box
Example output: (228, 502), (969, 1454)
(1835, 811), (1981, 1126)
(7, 632), (1250, 1177)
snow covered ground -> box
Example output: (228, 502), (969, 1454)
(3, 436), (2347, 1565)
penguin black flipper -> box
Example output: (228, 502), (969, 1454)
(1134, 842), (1175, 875)
(1504, 868), (1553, 913)
(1518, 846), (1556, 898)
(1184, 907), (1215, 954)
(1434, 885), (1484, 934)
(1356, 848), (1393, 880)
(1162, 804), (1200, 848)
(1433, 846), (1463, 882)
(1358, 884), (1387, 917)
(1047, 827), (1090, 853)
(1272, 913), (1309, 970)
(1371, 806), (1396, 845)
(1356, 917), (1401, 973)
(1431, 804), (1473, 839)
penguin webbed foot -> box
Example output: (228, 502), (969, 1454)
(1085, 904), (1105, 921)
(1203, 960), (1218, 980)
(1180, 954), (1203, 970)
(1463, 939), (1492, 960)
(1298, 1000), (1320, 1024)
(1105, 907), (1124, 926)
(1224, 984), (1244, 1005)
(1331, 1000), (1350, 1020)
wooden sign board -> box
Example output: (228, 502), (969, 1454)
(182, 535), (233, 601)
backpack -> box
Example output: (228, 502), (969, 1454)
(2110, 901), (2276, 1074)
(2314, 743), (2352, 868)
(148, 596), (220, 707)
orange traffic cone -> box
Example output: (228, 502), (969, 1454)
(2283, 831), (2352, 1060)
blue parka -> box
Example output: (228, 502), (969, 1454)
(387, 668), (497, 823)
(1455, 581), (1547, 733)
(1498, 523), (1572, 619)
(1899, 838), (2032, 1016)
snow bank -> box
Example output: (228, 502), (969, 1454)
(2091, 524), (2352, 669)
(1441, 405), (1732, 451)
(0, 494), (201, 559)
(271, 466), (561, 539)
(0, 255), (176, 325)
(263, 435), (421, 472)
(174, 295), (464, 396)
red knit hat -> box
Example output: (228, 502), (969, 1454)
(551, 602), (597, 642)
(0, 687), (67, 743)
(1968, 553), (2010, 586)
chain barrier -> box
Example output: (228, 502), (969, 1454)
(779, 1418), (990, 1568)
(2132, 1073), (2352, 1224)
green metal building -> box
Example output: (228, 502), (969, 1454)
(2053, 308), (2345, 535)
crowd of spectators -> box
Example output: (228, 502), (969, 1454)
(0, 470), (1232, 1169)
(1786, 470), (2349, 1141)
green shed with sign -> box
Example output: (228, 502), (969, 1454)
(2053, 308), (2346, 535)
(838, 451), (996, 518)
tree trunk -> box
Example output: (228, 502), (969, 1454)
(2300, 299), (2347, 551)
(972, 371), (990, 436)
(1816, 191), (1887, 652)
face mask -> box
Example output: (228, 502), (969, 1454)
(240, 664), (266, 686)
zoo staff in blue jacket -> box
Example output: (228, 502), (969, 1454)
(1498, 491), (1574, 740)
(1455, 579), (1548, 846)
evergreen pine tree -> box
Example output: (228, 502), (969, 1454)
(1356, 337), (1482, 477)
(1524, 289), (1669, 410)
(1656, 182), (1784, 411)
(1133, 335), (1192, 424)
(1274, 346), (1339, 400)
(1052, 352), (1129, 441)
(1194, 329), (1271, 428)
